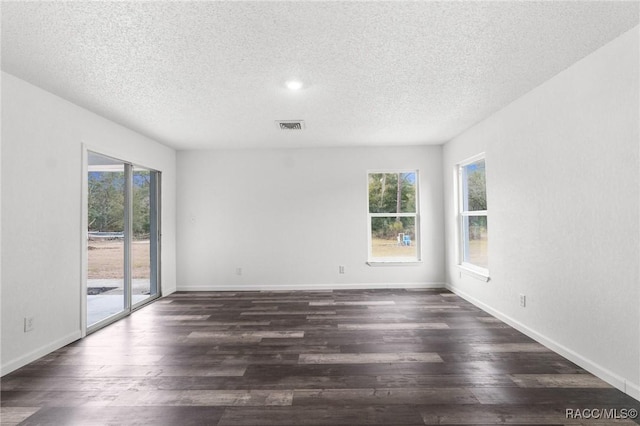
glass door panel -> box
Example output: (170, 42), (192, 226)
(131, 167), (159, 306)
(87, 153), (126, 327)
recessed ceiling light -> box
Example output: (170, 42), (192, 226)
(286, 80), (303, 90)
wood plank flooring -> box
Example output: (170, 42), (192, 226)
(2, 289), (639, 425)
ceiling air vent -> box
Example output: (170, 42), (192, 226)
(276, 120), (305, 131)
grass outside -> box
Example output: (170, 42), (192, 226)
(88, 240), (151, 279)
(371, 237), (417, 258)
(468, 239), (488, 268)
(372, 236), (488, 266)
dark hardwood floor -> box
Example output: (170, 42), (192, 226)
(2, 289), (639, 425)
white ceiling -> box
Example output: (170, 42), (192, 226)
(2, 1), (638, 150)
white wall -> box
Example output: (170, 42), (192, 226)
(177, 146), (444, 290)
(443, 27), (639, 398)
(1, 72), (177, 375)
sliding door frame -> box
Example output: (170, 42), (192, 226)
(132, 166), (162, 310)
(81, 145), (161, 336)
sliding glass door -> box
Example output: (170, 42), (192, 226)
(87, 152), (160, 331)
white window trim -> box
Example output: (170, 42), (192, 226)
(456, 154), (489, 279)
(367, 261), (423, 266)
(366, 169), (421, 264)
(458, 264), (490, 281)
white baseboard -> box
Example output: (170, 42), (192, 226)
(178, 282), (446, 292)
(626, 381), (640, 401)
(1, 330), (81, 376)
(445, 283), (640, 402)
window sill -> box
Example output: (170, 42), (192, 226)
(458, 265), (490, 282)
(367, 261), (423, 267)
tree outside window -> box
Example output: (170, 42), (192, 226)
(367, 171), (419, 262)
(458, 157), (488, 272)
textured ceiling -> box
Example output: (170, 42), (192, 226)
(2, 1), (638, 150)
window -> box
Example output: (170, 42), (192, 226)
(367, 171), (419, 262)
(457, 155), (488, 274)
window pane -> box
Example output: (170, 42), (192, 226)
(370, 216), (417, 259)
(369, 172), (417, 213)
(463, 216), (488, 268)
(462, 160), (486, 212)
(132, 168), (153, 306)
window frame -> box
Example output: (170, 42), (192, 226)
(366, 169), (421, 264)
(457, 154), (489, 278)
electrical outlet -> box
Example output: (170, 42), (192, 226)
(235, 267), (242, 276)
(339, 265), (345, 274)
(24, 317), (34, 332)
(519, 294), (526, 308)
